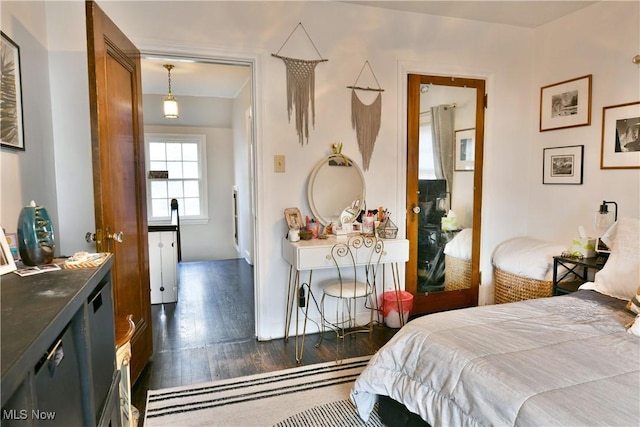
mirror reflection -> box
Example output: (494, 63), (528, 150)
(417, 84), (476, 294)
(308, 154), (366, 226)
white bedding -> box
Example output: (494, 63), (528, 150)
(351, 291), (639, 426)
(443, 228), (472, 260)
(492, 237), (567, 281)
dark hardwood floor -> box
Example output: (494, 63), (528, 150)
(131, 259), (398, 421)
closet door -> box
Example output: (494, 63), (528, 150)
(406, 74), (485, 315)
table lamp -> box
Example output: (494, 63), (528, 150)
(593, 200), (617, 253)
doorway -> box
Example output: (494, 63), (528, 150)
(140, 54), (258, 335)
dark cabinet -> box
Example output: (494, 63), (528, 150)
(1, 257), (119, 426)
(33, 323), (85, 426)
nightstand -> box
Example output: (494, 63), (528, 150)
(552, 255), (607, 295)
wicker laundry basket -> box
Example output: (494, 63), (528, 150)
(444, 255), (472, 291)
(493, 266), (553, 304)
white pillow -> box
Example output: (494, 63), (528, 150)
(591, 218), (640, 301)
(444, 228), (473, 260)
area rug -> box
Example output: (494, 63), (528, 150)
(144, 355), (383, 426)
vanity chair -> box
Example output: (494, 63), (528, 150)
(316, 235), (385, 359)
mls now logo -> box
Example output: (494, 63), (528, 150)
(3, 409), (56, 421)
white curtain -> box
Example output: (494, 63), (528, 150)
(430, 105), (455, 193)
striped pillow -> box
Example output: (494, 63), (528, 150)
(626, 286), (640, 315)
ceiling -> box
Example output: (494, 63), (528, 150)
(342, 1), (597, 28)
(141, 56), (251, 99)
(141, 1), (597, 99)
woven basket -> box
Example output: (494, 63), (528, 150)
(444, 255), (472, 291)
(493, 266), (553, 304)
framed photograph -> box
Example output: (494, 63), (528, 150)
(543, 145), (584, 185)
(454, 128), (475, 171)
(5, 232), (19, 260)
(284, 207), (304, 230)
(1, 32), (25, 150)
(600, 101), (640, 169)
(0, 228), (17, 275)
(539, 75), (592, 132)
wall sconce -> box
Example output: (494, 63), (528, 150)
(593, 200), (618, 235)
(162, 64), (179, 119)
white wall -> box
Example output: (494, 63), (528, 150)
(1, 1), (637, 340)
(527, 1), (640, 243)
(144, 93), (241, 261)
(145, 124), (238, 261)
(232, 80), (254, 265)
(97, 0), (535, 337)
(1, 1), (59, 249)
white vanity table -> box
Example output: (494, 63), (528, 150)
(282, 235), (409, 362)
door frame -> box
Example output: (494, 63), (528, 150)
(136, 42), (263, 337)
(396, 61), (492, 309)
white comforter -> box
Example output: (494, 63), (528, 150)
(351, 291), (639, 426)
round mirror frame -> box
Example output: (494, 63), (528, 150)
(307, 154), (366, 226)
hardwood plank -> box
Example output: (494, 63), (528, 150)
(131, 259), (397, 420)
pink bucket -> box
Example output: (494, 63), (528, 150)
(382, 291), (413, 328)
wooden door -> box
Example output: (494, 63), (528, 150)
(86, 0), (152, 383)
(406, 74), (485, 315)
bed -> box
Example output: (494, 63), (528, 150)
(351, 218), (640, 426)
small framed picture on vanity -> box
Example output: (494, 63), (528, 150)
(284, 208), (304, 230)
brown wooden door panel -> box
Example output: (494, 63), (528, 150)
(86, 0), (152, 383)
(406, 74), (485, 316)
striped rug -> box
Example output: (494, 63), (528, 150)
(144, 356), (383, 427)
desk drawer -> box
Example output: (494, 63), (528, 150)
(297, 246), (352, 269)
(357, 239), (409, 264)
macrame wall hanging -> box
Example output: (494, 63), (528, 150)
(348, 61), (384, 171)
(272, 23), (328, 145)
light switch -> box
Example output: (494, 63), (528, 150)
(274, 155), (285, 173)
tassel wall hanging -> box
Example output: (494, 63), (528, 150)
(272, 23), (328, 145)
(348, 61), (384, 171)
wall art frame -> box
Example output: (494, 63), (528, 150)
(454, 128), (475, 171)
(284, 207), (304, 230)
(600, 101), (640, 169)
(542, 145), (584, 185)
(1, 31), (25, 151)
(0, 228), (17, 275)
(539, 74), (592, 132)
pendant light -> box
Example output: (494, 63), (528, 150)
(162, 64), (179, 119)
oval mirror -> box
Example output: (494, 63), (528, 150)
(307, 154), (366, 226)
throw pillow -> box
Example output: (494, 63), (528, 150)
(591, 218), (640, 301)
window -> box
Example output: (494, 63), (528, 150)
(419, 116), (436, 179)
(145, 133), (208, 223)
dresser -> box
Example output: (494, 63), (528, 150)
(1, 257), (120, 426)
